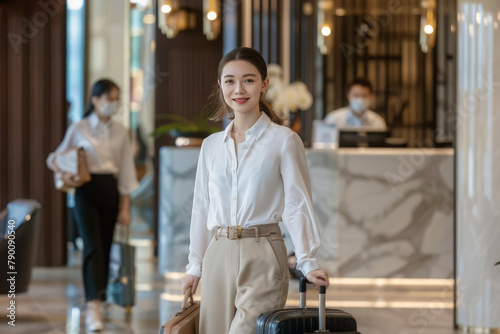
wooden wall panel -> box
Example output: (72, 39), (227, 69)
(248, 0), (312, 143)
(261, 0), (269, 61)
(46, 0), (67, 266)
(251, 0), (281, 64)
(0, 4), (7, 208)
(252, 0), (261, 50)
(289, 0), (316, 145)
(269, 0), (280, 64)
(6, 2), (27, 200)
(0, 0), (67, 266)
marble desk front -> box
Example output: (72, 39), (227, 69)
(159, 146), (454, 279)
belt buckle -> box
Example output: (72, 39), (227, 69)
(227, 226), (241, 240)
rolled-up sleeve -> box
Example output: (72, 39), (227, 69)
(280, 132), (321, 277)
(46, 123), (77, 171)
(186, 141), (212, 277)
(117, 133), (139, 195)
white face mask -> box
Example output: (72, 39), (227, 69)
(99, 101), (119, 117)
(349, 98), (371, 114)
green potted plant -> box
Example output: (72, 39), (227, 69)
(152, 110), (220, 146)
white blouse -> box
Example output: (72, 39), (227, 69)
(46, 112), (139, 195)
(186, 112), (321, 278)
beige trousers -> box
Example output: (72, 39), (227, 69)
(199, 228), (289, 334)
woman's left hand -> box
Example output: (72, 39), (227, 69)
(117, 209), (130, 226)
(306, 269), (330, 289)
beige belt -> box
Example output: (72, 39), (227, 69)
(214, 223), (283, 241)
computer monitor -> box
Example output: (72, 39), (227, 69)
(338, 129), (391, 148)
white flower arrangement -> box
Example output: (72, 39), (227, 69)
(265, 64), (313, 121)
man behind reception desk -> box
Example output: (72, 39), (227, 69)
(324, 78), (387, 130)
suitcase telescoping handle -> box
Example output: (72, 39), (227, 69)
(299, 277), (327, 332)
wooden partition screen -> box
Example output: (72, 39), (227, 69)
(325, 0), (441, 147)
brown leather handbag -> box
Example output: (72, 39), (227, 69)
(53, 148), (91, 191)
(160, 288), (200, 334)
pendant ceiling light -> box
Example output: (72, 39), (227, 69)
(158, 0), (196, 39)
(203, 0), (221, 40)
(318, 0), (334, 55)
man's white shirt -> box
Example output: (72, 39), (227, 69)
(324, 107), (386, 129)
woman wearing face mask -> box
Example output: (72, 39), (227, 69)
(324, 78), (386, 131)
(46, 79), (139, 332)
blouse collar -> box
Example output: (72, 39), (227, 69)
(87, 112), (112, 129)
(222, 112), (271, 143)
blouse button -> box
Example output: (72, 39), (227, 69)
(232, 170), (236, 174)
(231, 212), (235, 217)
(243, 145), (248, 149)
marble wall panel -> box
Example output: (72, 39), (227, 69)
(335, 149), (454, 278)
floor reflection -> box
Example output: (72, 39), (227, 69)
(0, 239), (459, 333)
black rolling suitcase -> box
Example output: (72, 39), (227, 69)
(256, 277), (360, 333)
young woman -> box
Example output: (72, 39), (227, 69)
(181, 47), (329, 334)
(47, 79), (138, 332)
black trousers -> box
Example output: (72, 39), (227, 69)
(73, 174), (119, 302)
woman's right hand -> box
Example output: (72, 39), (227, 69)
(181, 274), (200, 295)
(306, 269), (330, 289)
(62, 173), (84, 188)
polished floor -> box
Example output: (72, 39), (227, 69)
(0, 241), (459, 333)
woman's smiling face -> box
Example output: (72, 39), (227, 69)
(219, 60), (269, 116)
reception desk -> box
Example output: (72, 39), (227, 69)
(159, 146), (454, 279)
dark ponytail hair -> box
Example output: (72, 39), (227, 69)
(207, 47), (283, 125)
(83, 79), (120, 118)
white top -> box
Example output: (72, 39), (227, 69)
(186, 112), (321, 278)
(324, 106), (387, 129)
(46, 112), (139, 195)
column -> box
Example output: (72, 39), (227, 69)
(456, 0), (500, 331)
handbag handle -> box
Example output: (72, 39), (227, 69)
(115, 224), (130, 244)
(180, 287), (194, 311)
